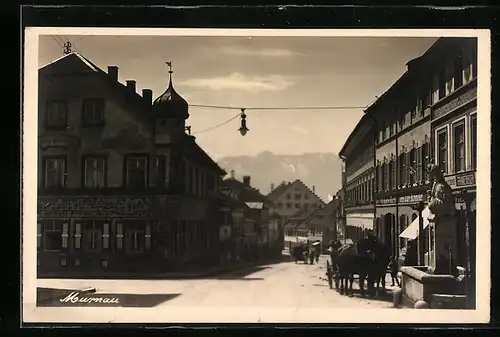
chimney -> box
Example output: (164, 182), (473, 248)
(142, 89), (153, 106)
(230, 170), (235, 179)
(107, 66), (118, 82)
(243, 176), (251, 186)
(270, 183), (275, 192)
(126, 80), (136, 93)
(312, 186), (316, 193)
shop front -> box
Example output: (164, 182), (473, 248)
(345, 212), (374, 242)
(37, 195), (159, 276)
(376, 189), (429, 259)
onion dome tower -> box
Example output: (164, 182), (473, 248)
(152, 61), (190, 142)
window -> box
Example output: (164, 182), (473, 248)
(44, 157), (66, 188)
(304, 203), (308, 211)
(43, 221), (67, 251)
(277, 202), (283, 209)
(84, 221), (103, 251)
(471, 114), (477, 169)
(304, 194), (309, 200)
(453, 121), (465, 173)
(417, 146), (423, 183)
(445, 64), (454, 96)
(438, 69), (446, 99)
(381, 122), (386, 141)
(295, 203), (300, 209)
(463, 58), (473, 84)
(82, 99), (105, 126)
(423, 142), (430, 182)
(383, 163), (389, 191)
(286, 194), (291, 199)
(126, 156), (148, 188)
(454, 56), (464, 89)
(409, 149), (416, 185)
(286, 202), (292, 209)
(391, 159), (396, 190)
(46, 100), (67, 128)
(311, 203), (318, 209)
(125, 222), (146, 252)
(400, 114), (406, 130)
(389, 123), (394, 137)
(417, 95), (425, 117)
(84, 157), (106, 188)
(411, 108), (417, 122)
(294, 194), (301, 199)
(399, 153), (406, 187)
(156, 154), (170, 188)
(437, 128), (448, 174)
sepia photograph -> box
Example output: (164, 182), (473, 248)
(22, 28), (490, 324)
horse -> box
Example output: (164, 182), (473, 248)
(334, 236), (385, 297)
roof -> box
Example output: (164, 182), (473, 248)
(267, 181), (292, 199)
(220, 193), (249, 210)
(39, 52), (151, 124)
(152, 73), (189, 119)
(245, 202), (264, 210)
(295, 198), (339, 228)
(221, 178), (273, 205)
(266, 179), (326, 204)
(183, 135), (226, 174)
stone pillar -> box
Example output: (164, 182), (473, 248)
(433, 216), (459, 275)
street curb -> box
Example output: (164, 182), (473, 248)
(37, 287), (97, 304)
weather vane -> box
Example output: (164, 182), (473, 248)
(166, 61), (173, 74)
(63, 41), (73, 55)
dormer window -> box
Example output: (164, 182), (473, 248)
(46, 100), (67, 129)
(82, 98), (105, 126)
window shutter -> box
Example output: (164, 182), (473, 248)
(116, 223), (123, 250)
(62, 222), (69, 248)
(75, 223), (81, 249)
(37, 223), (41, 249)
(145, 222), (151, 249)
(103, 223), (110, 249)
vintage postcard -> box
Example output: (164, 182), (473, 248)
(22, 28), (491, 324)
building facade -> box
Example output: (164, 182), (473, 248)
(338, 116), (376, 242)
(268, 180), (325, 247)
(37, 52), (226, 276)
(364, 37), (477, 263)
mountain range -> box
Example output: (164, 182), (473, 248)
(217, 151), (343, 202)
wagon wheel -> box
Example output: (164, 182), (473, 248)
(326, 260), (333, 289)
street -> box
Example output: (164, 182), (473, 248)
(27, 254), (399, 323)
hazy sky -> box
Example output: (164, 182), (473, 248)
(38, 35), (437, 159)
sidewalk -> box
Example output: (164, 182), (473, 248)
(38, 261), (256, 280)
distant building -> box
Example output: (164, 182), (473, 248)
(286, 198), (339, 251)
(37, 52), (226, 276)
(221, 173), (279, 261)
(267, 179), (325, 224)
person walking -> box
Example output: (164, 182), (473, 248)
(388, 256), (400, 287)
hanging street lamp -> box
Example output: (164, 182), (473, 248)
(238, 108), (249, 136)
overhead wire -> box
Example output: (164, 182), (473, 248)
(46, 37), (370, 135)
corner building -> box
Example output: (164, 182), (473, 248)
(37, 53), (226, 276)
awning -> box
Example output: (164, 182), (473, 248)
(346, 216), (374, 230)
(399, 206), (431, 240)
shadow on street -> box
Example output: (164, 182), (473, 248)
(37, 253), (293, 280)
